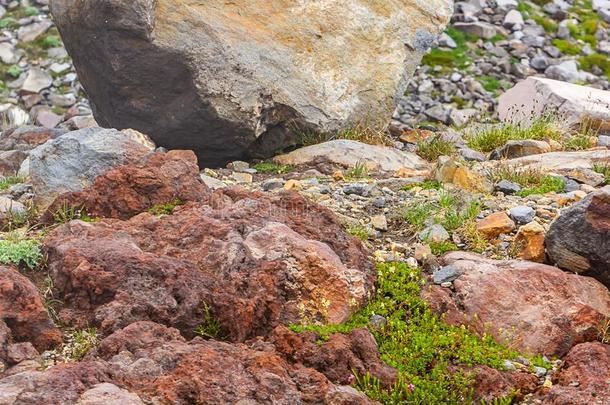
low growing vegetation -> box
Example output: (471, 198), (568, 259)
(417, 135), (455, 161)
(292, 262), (521, 403)
(0, 175), (25, 190)
(148, 198), (184, 216)
(488, 165), (566, 197)
(421, 27), (475, 71)
(252, 162), (295, 174)
(0, 234), (43, 269)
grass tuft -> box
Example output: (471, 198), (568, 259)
(252, 162), (295, 174)
(417, 135), (455, 161)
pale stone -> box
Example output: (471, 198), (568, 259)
(274, 140), (429, 173)
(498, 77), (610, 131)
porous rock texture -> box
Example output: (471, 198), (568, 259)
(0, 265), (62, 368)
(0, 321), (375, 404)
(43, 153), (375, 341)
(546, 186), (610, 288)
(422, 252), (610, 357)
(50, 0), (453, 166)
(543, 342), (610, 405)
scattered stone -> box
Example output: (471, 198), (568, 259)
(514, 221), (546, 263)
(454, 22), (498, 39)
(419, 224), (450, 243)
(370, 214), (388, 231)
(20, 68), (53, 94)
(476, 212), (516, 239)
(433, 265), (462, 284)
(495, 179), (522, 194)
(489, 140), (551, 160)
(509, 205), (535, 224)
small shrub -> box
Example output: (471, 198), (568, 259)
(487, 166), (545, 187)
(148, 198), (184, 216)
(65, 328), (99, 360)
(52, 203), (96, 224)
(552, 39), (583, 55)
(41, 35), (62, 48)
(417, 135), (455, 161)
(532, 15), (557, 33)
(0, 235), (42, 269)
(194, 302), (223, 339)
(6, 65), (22, 78)
(24, 6), (39, 16)
(564, 134), (594, 150)
(347, 223), (369, 242)
(429, 241), (458, 256)
(580, 53), (610, 79)
(0, 17), (17, 29)
(252, 162), (294, 174)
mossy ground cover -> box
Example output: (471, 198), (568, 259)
(292, 262), (522, 404)
(421, 27), (476, 71)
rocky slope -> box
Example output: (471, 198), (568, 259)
(0, 1), (609, 405)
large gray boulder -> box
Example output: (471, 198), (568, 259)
(19, 127), (155, 208)
(50, 0), (452, 166)
(546, 186), (610, 288)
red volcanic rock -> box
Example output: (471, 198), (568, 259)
(422, 252), (610, 357)
(472, 366), (538, 403)
(0, 265), (62, 360)
(270, 325), (397, 387)
(43, 150), (209, 221)
(544, 342), (610, 405)
(44, 189), (375, 341)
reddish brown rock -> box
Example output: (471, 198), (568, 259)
(472, 365), (538, 403)
(0, 265), (62, 357)
(0, 150), (28, 177)
(547, 186), (610, 288)
(544, 342), (610, 404)
(0, 126), (67, 152)
(514, 221), (546, 263)
(476, 212), (515, 239)
(270, 325), (397, 387)
(422, 252), (610, 357)
(44, 189), (374, 341)
(43, 150), (209, 222)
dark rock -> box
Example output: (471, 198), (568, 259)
(546, 186), (610, 288)
(495, 179), (522, 194)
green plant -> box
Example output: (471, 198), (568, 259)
(2, 201), (38, 231)
(0, 176), (24, 190)
(593, 163), (610, 185)
(0, 235), (42, 269)
(0, 17), (17, 29)
(579, 53), (610, 79)
(402, 180), (444, 191)
(252, 162), (294, 174)
(417, 135), (455, 161)
(516, 175), (566, 197)
(292, 263), (520, 403)
(552, 39), (583, 55)
(24, 6), (39, 16)
(67, 328), (99, 360)
(52, 202), (96, 224)
(465, 116), (563, 152)
(41, 35), (62, 48)
(345, 162), (369, 180)
(564, 134), (593, 150)
(402, 203), (436, 232)
(532, 15), (558, 33)
(487, 166), (545, 187)
(148, 198), (184, 216)
(598, 318), (610, 344)
(347, 223), (369, 242)
(299, 124), (393, 147)
(428, 241), (458, 256)
(194, 302), (223, 339)
(6, 65), (22, 78)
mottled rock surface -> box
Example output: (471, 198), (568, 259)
(44, 187), (374, 341)
(51, 0), (452, 166)
(547, 186), (610, 288)
(422, 252), (610, 357)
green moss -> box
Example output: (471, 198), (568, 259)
(552, 39), (583, 55)
(421, 27), (474, 70)
(347, 223), (370, 242)
(292, 263), (520, 403)
(579, 53), (610, 79)
(148, 198), (184, 216)
(402, 180), (444, 191)
(532, 15), (557, 33)
(6, 65), (22, 78)
(42, 35), (62, 48)
(24, 6), (39, 16)
(428, 241), (459, 256)
(0, 17), (17, 29)
(252, 162), (295, 174)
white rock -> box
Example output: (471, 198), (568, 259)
(0, 43), (20, 64)
(499, 77), (610, 130)
(21, 68), (53, 94)
(503, 10), (524, 29)
(274, 140), (430, 174)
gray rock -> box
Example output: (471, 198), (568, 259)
(0, 196), (26, 217)
(530, 56), (550, 71)
(438, 32), (457, 48)
(490, 140), (551, 160)
(433, 265), (462, 284)
(372, 197), (386, 208)
(598, 135), (610, 147)
(20, 127), (155, 208)
(261, 178), (285, 191)
(509, 206), (535, 224)
(419, 224), (450, 243)
(503, 10), (524, 30)
(200, 174), (228, 190)
(369, 314), (388, 329)
(546, 186), (610, 288)
(424, 104), (452, 124)
(454, 22), (498, 39)
(21, 68), (53, 94)
(495, 180), (522, 194)
(77, 383), (145, 405)
(51, 0), (453, 166)
(343, 183), (369, 196)
(17, 20), (52, 42)
(459, 147), (486, 162)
